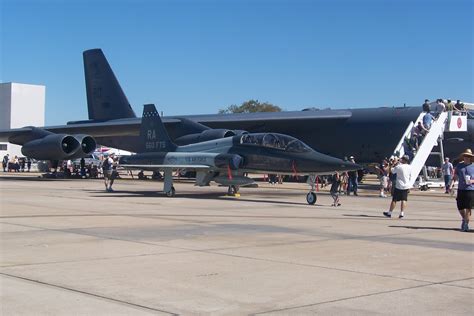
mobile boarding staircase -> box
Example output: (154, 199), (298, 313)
(392, 109), (467, 190)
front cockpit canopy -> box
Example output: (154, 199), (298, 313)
(240, 133), (311, 153)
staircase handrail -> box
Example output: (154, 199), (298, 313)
(407, 111), (448, 187)
(392, 112), (425, 158)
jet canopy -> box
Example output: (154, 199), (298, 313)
(240, 133), (311, 153)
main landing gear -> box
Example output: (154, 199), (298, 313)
(227, 185), (240, 197)
(166, 186), (176, 197)
(306, 174), (318, 205)
(163, 168), (176, 197)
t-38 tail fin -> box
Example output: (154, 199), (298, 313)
(83, 49), (136, 120)
(139, 104), (177, 153)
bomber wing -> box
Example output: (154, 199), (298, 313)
(0, 117), (176, 142)
(0, 110), (351, 142)
(181, 109), (352, 131)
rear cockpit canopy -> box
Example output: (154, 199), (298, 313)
(240, 133), (311, 153)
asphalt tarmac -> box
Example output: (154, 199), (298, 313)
(0, 173), (473, 315)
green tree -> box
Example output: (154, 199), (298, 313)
(219, 99), (282, 114)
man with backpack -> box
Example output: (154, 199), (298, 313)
(102, 153), (115, 191)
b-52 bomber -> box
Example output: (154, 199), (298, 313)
(119, 104), (360, 204)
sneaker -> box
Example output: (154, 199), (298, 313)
(379, 193), (386, 198)
(462, 221), (469, 232)
(337, 203), (341, 207)
(383, 211), (392, 218)
(399, 214), (404, 219)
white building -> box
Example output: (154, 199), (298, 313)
(0, 82), (46, 158)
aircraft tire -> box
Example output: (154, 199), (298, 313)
(166, 186), (176, 197)
(306, 192), (317, 205)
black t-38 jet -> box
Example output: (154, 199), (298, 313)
(119, 104), (360, 204)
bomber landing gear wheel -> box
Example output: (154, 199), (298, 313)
(306, 192), (317, 205)
(166, 186), (176, 197)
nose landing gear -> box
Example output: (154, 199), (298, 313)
(306, 191), (317, 205)
(306, 174), (317, 205)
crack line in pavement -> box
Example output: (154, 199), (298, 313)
(251, 277), (474, 315)
(1, 222), (470, 287)
(0, 250), (190, 268)
(0, 213), (459, 222)
(0, 272), (178, 315)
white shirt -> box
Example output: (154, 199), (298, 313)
(436, 102), (445, 112)
(392, 163), (412, 190)
(442, 162), (453, 176)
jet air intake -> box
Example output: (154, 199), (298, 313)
(175, 129), (248, 145)
(214, 154), (243, 170)
(73, 134), (97, 157)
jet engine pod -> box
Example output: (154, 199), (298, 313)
(72, 134), (97, 157)
(175, 129), (245, 145)
(21, 134), (81, 160)
(214, 154), (243, 170)
(232, 130), (248, 137)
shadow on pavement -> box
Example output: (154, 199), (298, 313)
(87, 189), (320, 206)
(389, 225), (472, 232)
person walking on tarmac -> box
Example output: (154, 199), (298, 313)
(449, 149), (474, 232)
(102, 153), (115, 192)
(346, 156), (358, 196)
(442, 157), (454, 194)
(383, 155), (412, 219)
(2, 154), (8, 172)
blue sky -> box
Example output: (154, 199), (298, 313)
(1, 0), (472, 125)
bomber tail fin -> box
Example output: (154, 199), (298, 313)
(83, 49), (136, 120)
(139, 104), (177, 152)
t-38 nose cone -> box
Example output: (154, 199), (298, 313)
(297, 151), (361, 173)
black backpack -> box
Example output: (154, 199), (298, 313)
(102, 158), (110, 169)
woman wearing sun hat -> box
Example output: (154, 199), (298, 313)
(450, 149), (474, 232)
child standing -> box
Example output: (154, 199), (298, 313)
(330, 172), (341, 207)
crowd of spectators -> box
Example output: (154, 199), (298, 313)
(2, 154), (32, 172)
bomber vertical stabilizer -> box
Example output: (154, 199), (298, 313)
(140, 104), (177, 153)
(83, 49), (136, 120)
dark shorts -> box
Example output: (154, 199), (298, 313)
(104, 170), (114, 179)
(392, 188), (408, 202)
(456, 190), (474, 211)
